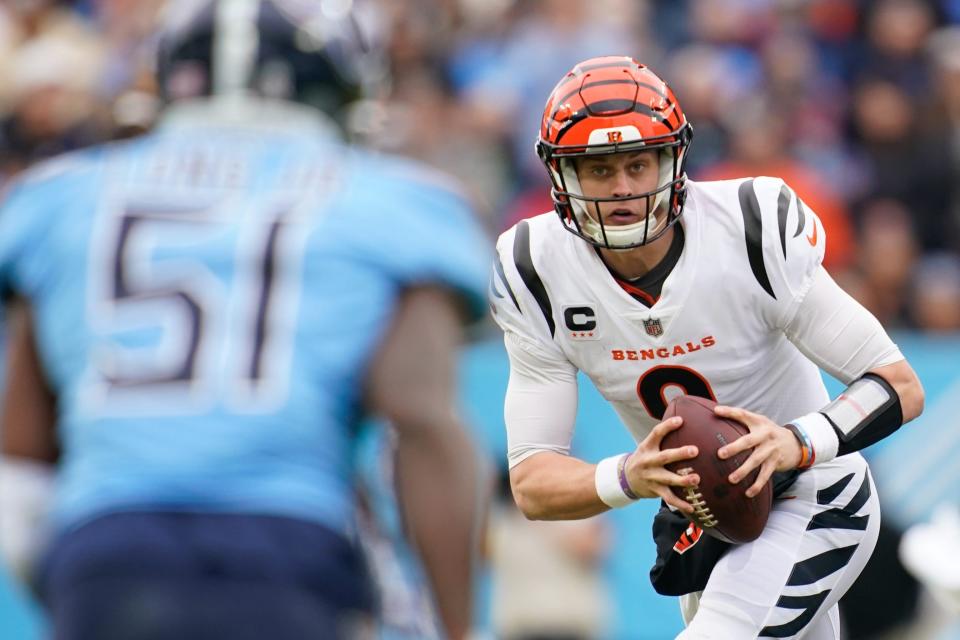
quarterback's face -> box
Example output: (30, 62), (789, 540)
(574, 150), (661, 226)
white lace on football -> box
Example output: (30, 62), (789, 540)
(678, 466), (718, 528)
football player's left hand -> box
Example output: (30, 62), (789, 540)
(712, 405), (803, 498)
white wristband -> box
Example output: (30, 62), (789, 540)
(790, 412), (840, 466)
(595, 454), (637, 509)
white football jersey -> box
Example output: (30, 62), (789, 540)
(491, 177), (836, 453)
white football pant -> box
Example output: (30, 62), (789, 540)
(677, 453), (880, 639)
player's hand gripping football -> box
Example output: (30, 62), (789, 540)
(713, 406), (803, 498)
(623, 416), (701, 514)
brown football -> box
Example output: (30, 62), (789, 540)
(660, 395), (773, 544)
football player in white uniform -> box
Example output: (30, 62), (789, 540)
(489, 56), (925, 639)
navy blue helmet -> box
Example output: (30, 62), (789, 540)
(156, 0), (383, 117)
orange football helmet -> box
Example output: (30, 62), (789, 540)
(536, 56), (693, 249)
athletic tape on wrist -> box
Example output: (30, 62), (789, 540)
(789, 412), (839, 465)
(595, 453), (638, 508)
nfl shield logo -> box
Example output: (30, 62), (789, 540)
(643, 318), (663, 337)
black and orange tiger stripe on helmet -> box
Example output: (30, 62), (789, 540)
(536, 56), (693, 249)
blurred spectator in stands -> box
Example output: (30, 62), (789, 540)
(647, 0), (691, 51)
(0, 35), (104, 180)
(447, 0), (518, 102)
(945, 0), (960, 23)
(88, 0), (164, 137)
(688, 0), (775, 51)
(926, 25), (960, 252)
(848, 77), (954, 251)
(384, 0), (460, 79)
(803, 0), (860, 81)
(378, 66), (506, 222)
(683, 0), (773, 100)
(908, 253), (960, 332)
(856, 0), (940, 98)
(699, 97), (856, 272)
(761, 28), (824, 133)
(90, 0), (164, 99)
(455, 0), (645, 195)
(857, 199), (919, 328)
(759, 28), (862, 201)
(489, 468), (612, 640)
(0, 0), (101, 107)
(666, 44), (735, 175)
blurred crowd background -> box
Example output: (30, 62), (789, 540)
(3, 0), (960, 335)
(2, 1), (960, 638)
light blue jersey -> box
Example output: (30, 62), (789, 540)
(0, 107), (490, 536)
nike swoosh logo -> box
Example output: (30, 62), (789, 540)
(806, 219), (818, 246)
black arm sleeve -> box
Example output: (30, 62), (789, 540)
(823, 373), (904, 457)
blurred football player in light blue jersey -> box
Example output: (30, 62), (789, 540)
(0, 1), (490, 638)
